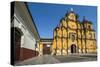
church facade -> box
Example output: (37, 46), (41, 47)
(51, 10), (97, 55)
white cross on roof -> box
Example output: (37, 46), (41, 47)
(71, 8), (74, 11)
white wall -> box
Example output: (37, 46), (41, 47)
(23, 30), (36, 50)
(12, 14), (36, 50)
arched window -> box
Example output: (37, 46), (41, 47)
(89, 33), (92, 39)
(94, 33), (95, 39)
(88, 25), (91, 29)
(72, 35), (75, 42)
(69, 33), (75, 42)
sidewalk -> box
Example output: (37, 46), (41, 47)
(15, 55), (60, 66)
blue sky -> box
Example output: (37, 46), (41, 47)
(27, 2), (97, 38)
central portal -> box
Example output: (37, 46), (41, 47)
(71, 44), (76, 53)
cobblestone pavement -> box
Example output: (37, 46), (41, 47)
(15, 53), (97, 66)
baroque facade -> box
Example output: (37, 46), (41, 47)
(51, 9), (97, 55)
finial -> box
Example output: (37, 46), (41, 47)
(71, 8), (73, 11)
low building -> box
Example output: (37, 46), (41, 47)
(37, 38), (53, 56)
(11, 1), (40, 65)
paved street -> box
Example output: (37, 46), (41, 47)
(15, 53), (97, 66)
(53, 53), (97, 63)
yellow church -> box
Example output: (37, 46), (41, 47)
(51, 9), (97, 55)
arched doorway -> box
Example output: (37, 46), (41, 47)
(71, 44), (76, 53)
(11, 27), (23, 63)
